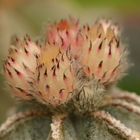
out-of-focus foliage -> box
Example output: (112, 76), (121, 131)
(73, 0), (140, 10)
(0, 0), (140, 123)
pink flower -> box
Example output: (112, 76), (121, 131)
(4, 18), (128, 106)
(32, 45), (76, 106)
(46, 18), (84, 60)
(4, 36), (40, 100)
(75, 19), (128, 86)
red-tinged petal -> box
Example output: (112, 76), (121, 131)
(46, 18), (84, 52)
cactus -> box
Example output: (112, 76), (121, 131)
(0, 18), (140, 140)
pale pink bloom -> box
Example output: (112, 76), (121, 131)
(4, 36), (40, 100)
(79, 19), (127, 85)
(32, 45), (76, 106)
(4, 19), (128, 106)
(46, 18), (84, 59)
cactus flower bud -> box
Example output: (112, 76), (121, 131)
(4, 36), (40, 100)
(79, 19), (127, 86)
(46, 18), (84, 59)
(3, 18), (128, 108)
(31, 45), (76, 106)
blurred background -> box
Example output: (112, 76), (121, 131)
(0, 0), (140, 123)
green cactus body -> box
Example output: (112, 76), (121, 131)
(1, 96), (140, 140)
